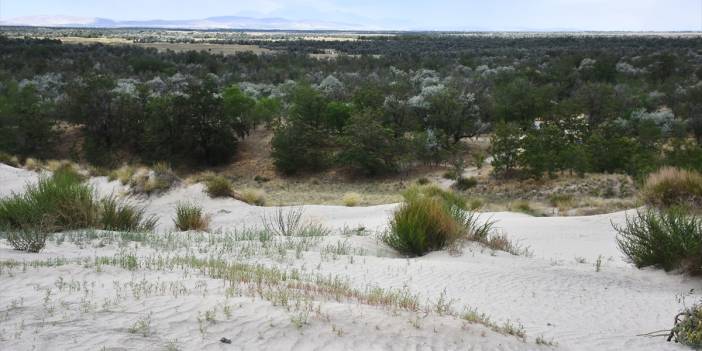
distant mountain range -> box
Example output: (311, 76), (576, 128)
(0, 15), (368, 31)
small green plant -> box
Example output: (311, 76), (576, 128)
(671, 304), (702, 348)
(416, 177), (430, 185)
(453, 177), (477, 191)
(403, 185), (466, 210)
(535, 335), (557, 346)
(614, 208), (702, 275)
(128, 313), (152, 337)
(472, 151), (486, 169)
(204, 175), (233, 198)
(173, 202), (210, 231)
(342, 192), (362, 207)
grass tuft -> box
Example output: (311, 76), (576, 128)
(99, 196), (157, 232)
(173, 202), (210, 232)
(342, 192), (362, 207)
(205, 175), (234, 198)
(240, 188), (266, 206)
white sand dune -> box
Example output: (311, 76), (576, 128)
(0, 164), (696, 350)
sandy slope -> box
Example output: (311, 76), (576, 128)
(0, 164), (697, 350)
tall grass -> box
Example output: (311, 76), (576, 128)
(99, 196), (157, 231)
(402, 185), (466, 210)
(0, 169), (157, 252)
(174, 202), (210, 231)
(614, 208), (702, 275)
(641, 167), (702, 210)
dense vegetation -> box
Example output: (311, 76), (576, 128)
(1, 31), (702, 179)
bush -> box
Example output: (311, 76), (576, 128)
(641, 167), (702, 210)
(383, 195), (463, 256)
(548, 193), (575, 210)
(671, 304), (702, 348)
(129, 165), (177, 195)
(99, 196), (156, 231)
(173, 202), (209, 231)
(454, 177), (478, 191)
(240, 188), (266, 206)
(509, 200), (535, 215)
(23, 157), (42, 171)
(614, 209), (702, 274)
(205, 175), (233, 198)
(342, 192), (362, 207)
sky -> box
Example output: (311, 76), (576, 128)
(1, 0), (701, 31)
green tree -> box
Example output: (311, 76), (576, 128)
(0, 81), (55, 158)
(490, 122), (522, 177)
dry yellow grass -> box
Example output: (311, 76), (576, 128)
(642, 167), (702, 209)
(342, 192), (362, 207)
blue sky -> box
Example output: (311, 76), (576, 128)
(1, 0), (701, 30)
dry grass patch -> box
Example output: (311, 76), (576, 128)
(239, 188), (266, 206)
(641, 167), (702, 210)
(342, 192), (362, 207)
(205, 175), (234, 198)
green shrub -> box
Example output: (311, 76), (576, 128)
(671, 304), (702, 348)
(0, 172), (98, 252)
(382, 195), (462, 256)
(174, 202), (209, 231)
(99, 196), (157, 231)
(641, 167), (702, 210)
(454, 177), (478, 191)
(614, 209), (702, 274)
(509, 200), (535, 215)
(548, 193), (575, 209)
(205, 175), (233, 198)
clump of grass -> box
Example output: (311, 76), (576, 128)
(240, 188), (266, 206)
(23, 157), (43, 171)
(0, 152), (20, 167)
(205, 175), (233, 198)
(614, 208), (702, 275)
(671, 304), (702, 348)
(342, 192), (362, 207)
(51, 161), (86, 182)
(641, 167), (702, 210)
(173, 202), (209, 232)
(129, 164), (177, 195)
(453, 177), (477, 191)
(108, 165), (135, 185)
(0, 171), (98, 252)
(261, 207), (330, 237)
(382, 195), (463, 256)
(99, 196), (157, 231)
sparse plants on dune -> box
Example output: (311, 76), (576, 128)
(0, 168), (159, 252)
(670, 303), (702, 348)
(173, 202), (210, 232)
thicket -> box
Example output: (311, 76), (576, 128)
(1, 34), (702, 177)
